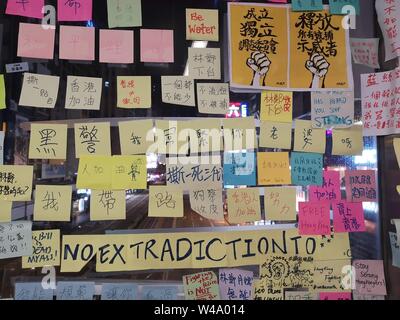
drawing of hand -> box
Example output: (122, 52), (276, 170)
(247, 51), (271, 87)
(305, 53), (330, 89)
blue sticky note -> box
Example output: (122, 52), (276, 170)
(292, 0), (323, 11)
(141, 285), (180, 300)
(101, 283), (138, 300)
(15, 282), (53, 300)
(290, 152), (323, 186)
(56, 281), (95, 300)
(223, 152), (256, 186)
(329, 0), (360, 15)
(390, 232), (400, 269)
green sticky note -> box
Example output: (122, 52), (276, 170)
(292, 0), (323, 11)
(0, 75), (5, 110)
(329, 0), (360, 15)
(107, 0), (142, 28)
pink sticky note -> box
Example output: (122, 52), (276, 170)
(58, 0), (92, 21)
(333, 202), (365, 233)
(17, 23), (55, 60)
(345, 170), (377, 202)
(6, 0), (44, 19)
(353, 260), (387, 296)
(298, 202), (331, 236)
(140, 29), (174, 63)
(59, 26), (95, 61)
(100, 30), (134, 64)
(309, 171), (341, 203)
(319, 292), (352, 300)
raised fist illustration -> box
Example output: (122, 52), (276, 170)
(305, 53), (330, 88)
(247, 51), (271, 87)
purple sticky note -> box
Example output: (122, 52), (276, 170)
(140, 29), (174, 63)
(219, 268), (253, 300)
(345, 170), (377, 202)
(353, 260), (387, 296)
(298, 202), (331, 236)
(6, 0), (44, 19)
(58, 0), (92, 22)
(319, 292), (352, 300)
(333, 202), (365, 233)
(309, 171), (341, 203)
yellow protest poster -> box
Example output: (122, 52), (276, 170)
(181, 118), (223, 153)
(118, 119), (154, 155)
(0, 201), (12, 222)
(29, 123), (68, 160)
(22, 229), (60, 268)
(260, 91), (293, 122)
(228, 3), (289, 89)
(154, 120), (188, 155)
(95, 234), (132, 272)
(0, 75), (6, 110)
(289, 10), (352, 90)
(60, 235), (101, 273)
(259, 121), (292, 149)
(117, 76), (151, 109)
(148, 185), (183, 218)
(186, 8), (219, 41)
(332, 125), (363, 156)
(264, 187), (297, 221)
(111, 155), (147, 190)
(90, 190), (126, 221)
(253, 279), (284, 300)
(294, 119), (326, 154)
(76, 155), (113, 189)
(33, 185), (72, 221)
(312, 259), (351, 292)
(227, 187), (261, 223)
(0, 165), (33, 201)
(257, 152), (291, 186)
(74, 122), (111, 157)
(222, 117), (257, 151)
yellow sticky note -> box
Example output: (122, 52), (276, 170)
(259, 121), (292, 149)
(227, 188), (261, 224)
(181, 118), (222, 153)
(0, 201), (12, 222)
(0, 165), (33, 201)
(257, 152), (291, 186)
(186, 8), (219, 42)
(29, 123), (68, 160)
(196, 83), (229, 115)
(312, 259), (351, 292)
(332, 125), (363, 156)
(65, 76), (102, 110)
(294, 119), (326, 154)
(189, 187), (224, 220)
(33, 185), (72, 221)
(90, 190), (126, 221)
(117, 76), (151, 109)
(22, 229), (61, 268)
(222, 117), (257, 151)
(76, 155), (113, 189)
(260, 91), (293, 123)
(111, 155), (147, 190)
(188, 48), (221, 80)
(0, 75), (6, 110)
(394, 138), (400, 167)
(148, 186), (183, 218)
(264, 187), (297, 221)
(19, 73), (60, 109)
(118, 119), (154, 155)
(74, 122), (111, 157)
(154, 120), (188, 155)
